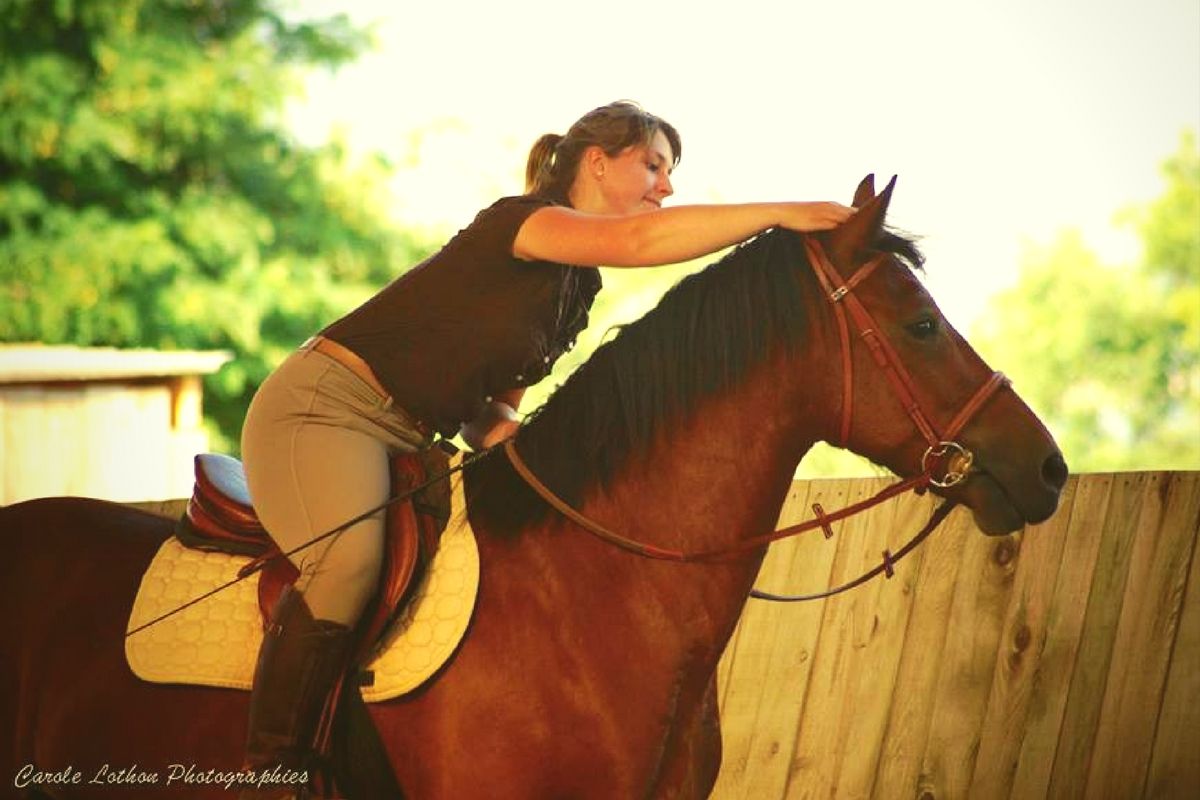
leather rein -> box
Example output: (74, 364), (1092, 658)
(504, 236), (1011, 602)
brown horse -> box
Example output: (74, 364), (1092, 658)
(1, 177), (1066, 799)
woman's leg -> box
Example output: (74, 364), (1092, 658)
(249, 417), (391, 626)
(242, 348), (414, 625)
(236, 351), (404, 797)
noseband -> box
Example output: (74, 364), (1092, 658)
(504, 234), (1011, 601)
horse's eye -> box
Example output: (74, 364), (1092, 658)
(906, 317), (939, 340)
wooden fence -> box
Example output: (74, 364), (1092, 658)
(712, 472), (1200, 800)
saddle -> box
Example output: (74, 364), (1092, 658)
(175, 447), (452, 665)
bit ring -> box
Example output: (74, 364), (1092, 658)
(923, 441), (974, 488)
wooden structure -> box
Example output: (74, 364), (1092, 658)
(0, 345), (230, 504)
(712, 471), (1200, 799)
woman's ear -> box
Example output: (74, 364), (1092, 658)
(583, 145), (607, 180)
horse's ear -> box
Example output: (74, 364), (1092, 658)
(852, 174), (876, 208)
(825, 175), (896, 268)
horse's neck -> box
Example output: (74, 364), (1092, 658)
(580, 344), (832, 609)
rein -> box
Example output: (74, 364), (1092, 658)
(504, 235), (1011, 602)
(505, 438), (945, 563)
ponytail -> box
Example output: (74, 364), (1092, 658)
(524, 133), (563, 196)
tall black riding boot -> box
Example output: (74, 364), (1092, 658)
(238, 586), (353, 800)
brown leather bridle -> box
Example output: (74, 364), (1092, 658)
(504, 234), (1012, 601)
(802, 237), (1010, 489)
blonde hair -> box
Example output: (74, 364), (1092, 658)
(524, 101), (682, 204)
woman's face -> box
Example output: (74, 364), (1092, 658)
(594, 129), (675, 214)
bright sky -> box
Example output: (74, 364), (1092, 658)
(286, 0), (1199, 330)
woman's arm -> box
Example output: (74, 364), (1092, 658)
(512, 202), (854, 268)
(459, 388), (525, 450)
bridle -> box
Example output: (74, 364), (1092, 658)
(505, 234), (1011, 601)
(803, 237), (1010, 490)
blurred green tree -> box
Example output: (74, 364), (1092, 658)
(973, 131), (1199, 471)
(0, 0), (433, 450)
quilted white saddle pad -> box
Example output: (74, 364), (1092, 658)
(125, 470), (478, 702)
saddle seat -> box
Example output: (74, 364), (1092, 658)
(175, 449), (452, 666)
(177, 453), (271, 555)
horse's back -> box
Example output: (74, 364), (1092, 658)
(1, 497), (168, 623)
(2, 498), (247, 798)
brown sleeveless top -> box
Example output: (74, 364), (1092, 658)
(321, 196), (601, 436)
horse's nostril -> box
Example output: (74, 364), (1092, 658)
(1042, 452), (1068, 491)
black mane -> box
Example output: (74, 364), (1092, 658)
(467, 227), (923, 532)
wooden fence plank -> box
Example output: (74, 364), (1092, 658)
(717, 481), (818, 710)
(872, 501), (975, 797)
(1144, 475), (1200, 799)
(728, 479), (872, 800)
(968, 476), (1080, 799)
(1047, 472), (1151, 797)
(1086, 473), (1200, 798)
(830, 483), (939, 799)
(713, 479), (826, 798)
(731, 480), (874, 800)
(1008, 474), (1115, 799)
(780, 478), (901, 799)
(915, 517), (1024, 798)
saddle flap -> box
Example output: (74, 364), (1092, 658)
(350, 447), (451, 665)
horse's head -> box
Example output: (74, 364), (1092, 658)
(812, 175), (1067, 535)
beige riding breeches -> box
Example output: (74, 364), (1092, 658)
(240, 347), (431, 625)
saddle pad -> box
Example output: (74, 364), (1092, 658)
(125, 472), (478, 702)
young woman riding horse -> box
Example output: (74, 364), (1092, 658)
(2, 170), (1067, 800)
(237, 100), (855, 798)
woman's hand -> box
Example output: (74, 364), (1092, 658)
(775, 202), (857, 233)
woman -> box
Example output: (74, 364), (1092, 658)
(237, 101), (854, 797)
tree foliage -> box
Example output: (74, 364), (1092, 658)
(0, 0), (432, 449)
(973, 132), (1199, 472)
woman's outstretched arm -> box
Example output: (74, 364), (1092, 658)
(513, 202), (855, 268)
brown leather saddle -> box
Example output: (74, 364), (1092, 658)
(174, 447), (452, 666)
